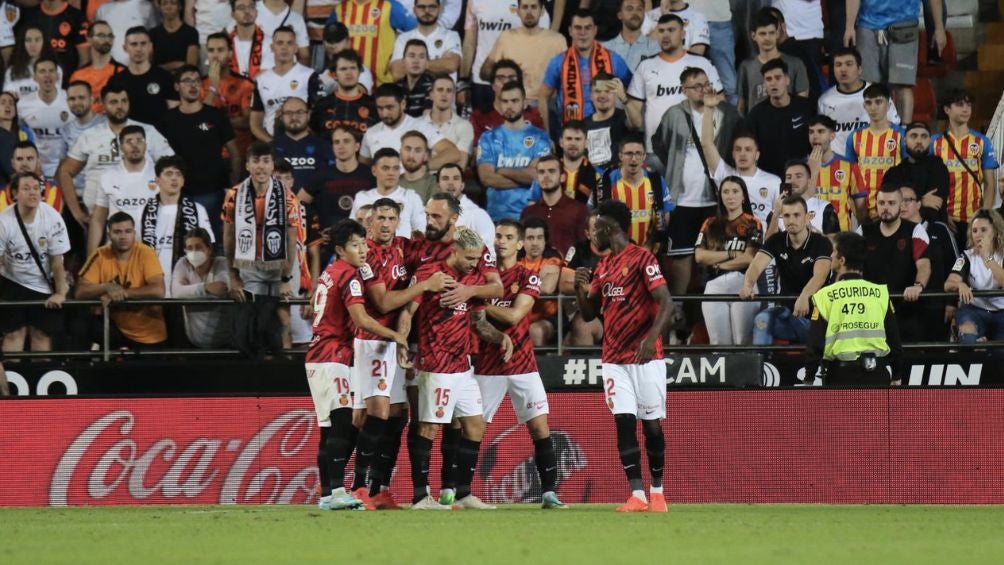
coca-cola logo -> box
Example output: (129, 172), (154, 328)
(478, 427), (589, 504)
(50, 410), (318, 506)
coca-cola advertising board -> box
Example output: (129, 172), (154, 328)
(3, 389), (1004, 506)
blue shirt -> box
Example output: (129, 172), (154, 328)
(542, 47), (632, 122)
(477, 123), (552, 222)
(602, 34), (660, 73)
(273, 133), (333, 193)
(856, 0), (920, 30)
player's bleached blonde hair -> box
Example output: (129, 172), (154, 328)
(453, 226), (483, 250)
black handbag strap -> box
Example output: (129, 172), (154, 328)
(944, 133), (984, 190)
(684, 110), (718, 192)
(14, 205), (54, 292)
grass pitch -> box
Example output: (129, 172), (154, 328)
(3, 504), (1003, 565)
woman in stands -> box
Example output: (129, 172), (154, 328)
(945, 209), (1004, 344)
(171, 227), (232, 348)
(3, 25), (61, 99)
(694, 176), (763, 345)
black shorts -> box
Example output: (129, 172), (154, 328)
(0, 278), (64, 337)
(666, 205), (717, 257)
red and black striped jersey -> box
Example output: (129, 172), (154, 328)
(357, 236), (409, 340)
(589, 243), (667, 364)
(306, 259), (365, 365)
(413, 260), (485, 374)
(474, 263), (540, 376)
(405, 237), (498, 277)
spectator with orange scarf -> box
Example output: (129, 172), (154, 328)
(539, 9), (630, 134)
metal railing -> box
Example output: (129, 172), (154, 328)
(2, 289), (1004, 361)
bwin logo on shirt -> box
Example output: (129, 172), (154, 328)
(496, 156), (531, 168)
(656, 85), (683, 97)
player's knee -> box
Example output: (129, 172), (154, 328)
(525, 415), (550, 441)
(460, 415), (485, 441)
(641, 419), (664, 441)
(351, 409), (366, 428)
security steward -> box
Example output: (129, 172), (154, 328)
(804, 232), (903, 385)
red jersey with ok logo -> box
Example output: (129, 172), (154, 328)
(475, 263), (541, 376)
(413, 260), (486, 373)
(357, 236), (410, 340)
(306, 259), (365, 365)
(589, 243), (667, 364)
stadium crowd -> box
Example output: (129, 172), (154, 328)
(0, 0), (1001, 357)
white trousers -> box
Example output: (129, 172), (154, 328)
(702, 271), (759, 345)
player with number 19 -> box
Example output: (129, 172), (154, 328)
(306, 219), (408, 511)
(574, 200), (674, 513)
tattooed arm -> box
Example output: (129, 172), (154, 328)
(472, 310), (513, 362)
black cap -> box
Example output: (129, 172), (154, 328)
(323, 22), (349, 44)
(904, 121), (930, 134)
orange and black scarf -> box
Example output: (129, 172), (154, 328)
(560, 43), (612, 122)
(230, 25), (264, 79)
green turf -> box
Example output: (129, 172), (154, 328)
(2, 504), (1003, 565)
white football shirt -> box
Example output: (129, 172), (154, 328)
(360, 114), (444, 160)
(0, 202), (70, 293)
(350, 186), (426, 237)
(713, 160), (781, 226)
(153, 201), (214, 296)
(18, 90), (72, 177)
(817, 82), (901, 156)
(96, 159), (159, 225)
(251, 63), (318, 136)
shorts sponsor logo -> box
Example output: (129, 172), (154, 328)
(377, 379), (387, 391)
(435, 407), (444, 418)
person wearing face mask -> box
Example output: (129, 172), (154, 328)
(171, 226), (233, 348)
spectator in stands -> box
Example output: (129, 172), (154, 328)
(884, 121), (950, 224)
(559, 211), (605, 346)
(931, 89), (1000, 238)
(222, 141), (300, 301)
(1, 144), (73, 237)
(747, 59), (812, 177)
(162, 65), (240, 239)
(69, 21), (124, 116)
(150, 0), (200, 72)
(602, 0), (659, 71)
(584, 71), (629, 174)
(140, 155), (214, 295)
(396, 40), (436, 118)
(249, 26), (323, 143)
(540, 9), (630, 133)
(107, 27), (178, 129)
(763, 160), (839, 238)
(522, 154), (588, 256)
(172, 226), (233, 348)
(399, 131), (437, 203)
(421, 76), (474, 168)
(476, 81), (552, 222)
(518, 215), (562, 347)
(185, 0), (233, 62)
(257, 0), (311, 67)
(817, 47), (900, 156)
(470, 60), (546, 146)
(641, 0), (710, 56)
(700, 113), (781, 227)
(351, 148), (425, 237)
(360, 83), (461, 168)
(553, 120), (595, 205)
(228, 0), (265, 79)
(862, 184), (932, 342)
(316, 23), (375, 94)
(626, 14), (720, 174)
(900, 182), (958, 341)
(481, 0), (567, 108)
(17, 58), (71, 179)
(741, 194), (832, 347)
(768, 3), (825, 105)
(97, 0), (158, 65)
(4, 25), (60, 100)
(844, 83), (905, 218)
(58, 84), (174, 213)
(737, 10), (808, 115)
(390, 0), (462, 82)
(87, 125), (159, 255)
(437, 163), (495, 254)
(0, 172), (70, 353)
(77, 210), (168, 348)
(61, 82), (106, 205)
(695, 175), (762, 345)
(595, 132), (671, 251)
(945, 209), (1004, 345)
(845, 0), (944, 123)
(809, 116), (867, 231)
(309, 49), (377, 140)
(0, 0), (16, 66)
(272, 159), (312, 348)
(272, 96), (330, 194)
(203, 32), (255, 158)
(17, 0), (89, 76)
(327, 0), (416, 85)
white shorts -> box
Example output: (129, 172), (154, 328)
(474, 372), (549, 424)
(353, 338), (407, 404)
(417, 370), (483, 424)
(305, 362), (354, 426)
(603, 360), (667, 420)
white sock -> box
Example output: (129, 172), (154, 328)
(651, 486), (663, 494)
(632, 489), (647, 503)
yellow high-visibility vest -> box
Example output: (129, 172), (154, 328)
(811, 277), (892, 361)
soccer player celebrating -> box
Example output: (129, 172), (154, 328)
(350, 198), (446, 510)
(306, 219), (409, 511)
(398, 227), (512, 510)
(474, 220), (568, 509)
(574, 200), (674, 513)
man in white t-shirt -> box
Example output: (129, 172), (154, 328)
(249, 26), (323, 142)
(139, 156), (214, 296)
(350, 148), (425, 238)
(436, 162), (495, 260)
(17, 58), (71, 179)
(463, 0), (550, 112)
(389, 0), (462, 82)
(87, 125), (159, 256)
(626, 13), (720, 170)
(817, 46), (900, 156)
(421, 76), (475, 167)
(0, 172), (70, 353)
(255, 0), (311, 67)
(641, 0), (710, 55)
(360, 83), (462, 168)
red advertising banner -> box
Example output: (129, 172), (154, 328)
(2, 389), (1003, 506)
